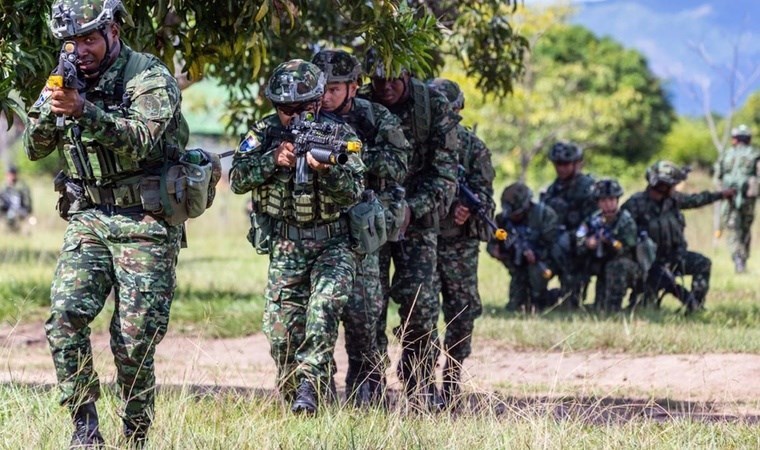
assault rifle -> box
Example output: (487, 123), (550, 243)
(268, 112), (362, 185)
(457, 165), (507, 241)
(501, 219), (553, 279)
(587, 215), (623, 258)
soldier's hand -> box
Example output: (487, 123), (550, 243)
(453, 203), (471, 225)
(720, 188), (737, 200)
(306, 152), (330, 171)
(586, 236), (598, 249)
(274, 142), (296, 167)
(523, 249), (537, 265)
(49, 87), (84, 118)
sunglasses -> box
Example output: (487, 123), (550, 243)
(275, 102), (317, 116)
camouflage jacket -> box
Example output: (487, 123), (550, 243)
(575, 209), (637, 260)
(0, 182), (33, 214)
(541, 173), (596, 231)
(440, 124), (495, 240)
(714, 143), (760, 207)
(335, 97), (409, 191)
(361, 78), (459, 230)
(489, 202), (558, 264)
(230, 113), (365, 226)
(621, 189), (722, 261)
(24, 44), (185, 184)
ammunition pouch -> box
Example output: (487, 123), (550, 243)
(53, 171), (90, 221)
(247, 212), (274, 255)
(348, 190), (387, 255)
(378, 191), (407, 242)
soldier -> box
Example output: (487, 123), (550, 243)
(487, 183), (558, 312)
(23, 0), (188, 446)
(714, 124), (760, 273)
(230, 59), (366, 415)
(427, 78), (495, 405)
(362, 50), (459, 409)
(311, 49), (409, 406)
(622, 161), (735, 312)
(0, 166), (33, 232)
(575, 179), (640, 312)
(541, 141), (597, 308)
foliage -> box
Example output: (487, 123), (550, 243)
(660, 116), (717, 169)
(0, 0), (527, 131)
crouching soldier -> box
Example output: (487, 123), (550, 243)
(487, 182), (558, 312)
(576, 179), (640, 312)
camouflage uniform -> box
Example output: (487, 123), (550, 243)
(622, 162), (724, 309)
(363, 69), (459, 404)
(542, 175), (596, 307)
(230, 60), (365, 407)
(488, 184), (558, 311)
(24, 8), (185, 440)
(714, 125), (760, 272)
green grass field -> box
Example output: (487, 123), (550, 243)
(2, 173), (759, 448)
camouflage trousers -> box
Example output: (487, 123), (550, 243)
(506, 263), (553, 311)
(640, 251), (711, 307)
(551, 230), (588, 307)
(384, 228), (441, 396)
(722, 199), (756, 261)
(435, 236), (482, 364)
(45, 209), (182, 428)
(263, 235), (357, 401)
(589, 256), (641, 311)
(341, 249), (384, 396)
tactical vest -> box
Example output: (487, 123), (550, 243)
(632, 195), (686, 260)
(542, 174), (595, 230)
(63, 47), (189, 207)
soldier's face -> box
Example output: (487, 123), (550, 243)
(322, 82), (357, 113)
(370, 76), (407, 106)
(73, 24), (119, 78)
(553, 161), (576, 180)
(275, 100), (320, 126)
(598, 197), (618, 215)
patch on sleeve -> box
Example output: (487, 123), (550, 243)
(238, 131), (260, 153)
(33, 87), (53, 108)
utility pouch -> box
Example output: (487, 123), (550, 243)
(635, 232), (657, 275)
(746, 176), (759, 198)
(348, 189), (387, 255)
(379, 187), (407, 242)
(247, 212), (274, 255)
(53, 170), (89, 221)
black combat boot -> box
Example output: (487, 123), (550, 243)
(345, 360), (371, 407)
(441, 360), (462, 409)
(69, 402), (105, 449)
(291, 379), (318, 415)
(123, 420), (149, 449)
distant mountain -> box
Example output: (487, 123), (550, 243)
(567, 0), (760, 116)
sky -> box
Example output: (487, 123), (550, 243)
(530, 0), (760, 116)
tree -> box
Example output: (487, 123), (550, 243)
(0, 0), (528, 131)
(460, 5), (674, 180)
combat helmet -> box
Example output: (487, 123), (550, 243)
(49, 0), (133, 39)
(731, 124), (752, 139)
(592, 178), (624, 200)
(265, 59), (326, 105)
(427, 78), (465, 111)
(646, 160), (689, 187)
(548, 141), (583, 163)
(501, 182), (533, 216)
(311, 50), (362, 83)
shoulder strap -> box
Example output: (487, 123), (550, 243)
(410, 79), (431, 144)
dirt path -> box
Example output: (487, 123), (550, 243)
(3, 323), (759, 417)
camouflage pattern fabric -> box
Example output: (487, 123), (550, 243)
(541, 173), (596, 306)
(23, 42), (185, 430)
(230, 111), (364, 401)
(363, 78), (460, 398)
(715, 142), (760, 262)
(576, 209), (640, 311)
(0, 182), (33, 231)
(487, 202), (558, 310)
(45, 209), (182, 427)
(622, 189), (723, 307)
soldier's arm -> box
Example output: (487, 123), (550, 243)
(23, 86), (62, 161)
(464, 131), (496, 216)
(74, 65), (181, 161)
(362, 103), (409, 184)
(675, 191), (723, 209)
(317, 124), (365, 206)
(538, 206), (559, 258)
(618, 213), (638, 249)
(406, 91), (459, 219)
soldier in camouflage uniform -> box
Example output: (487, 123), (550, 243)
(714, 124), (760, 273)
(487, 183), (558, 311)
(230, 59), (365, 415)
(427, 78), (495, 405)
(24, 0), (186, 447)
(622, 161), (735, 312)
(0, 166), (33, 232)
(541, 142), (597, 308)
(575, 179), (640, 312)
(362, 50), (459, 409)
(312, 49), (409, 406)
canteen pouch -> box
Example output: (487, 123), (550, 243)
(348, 189), (388, 255)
